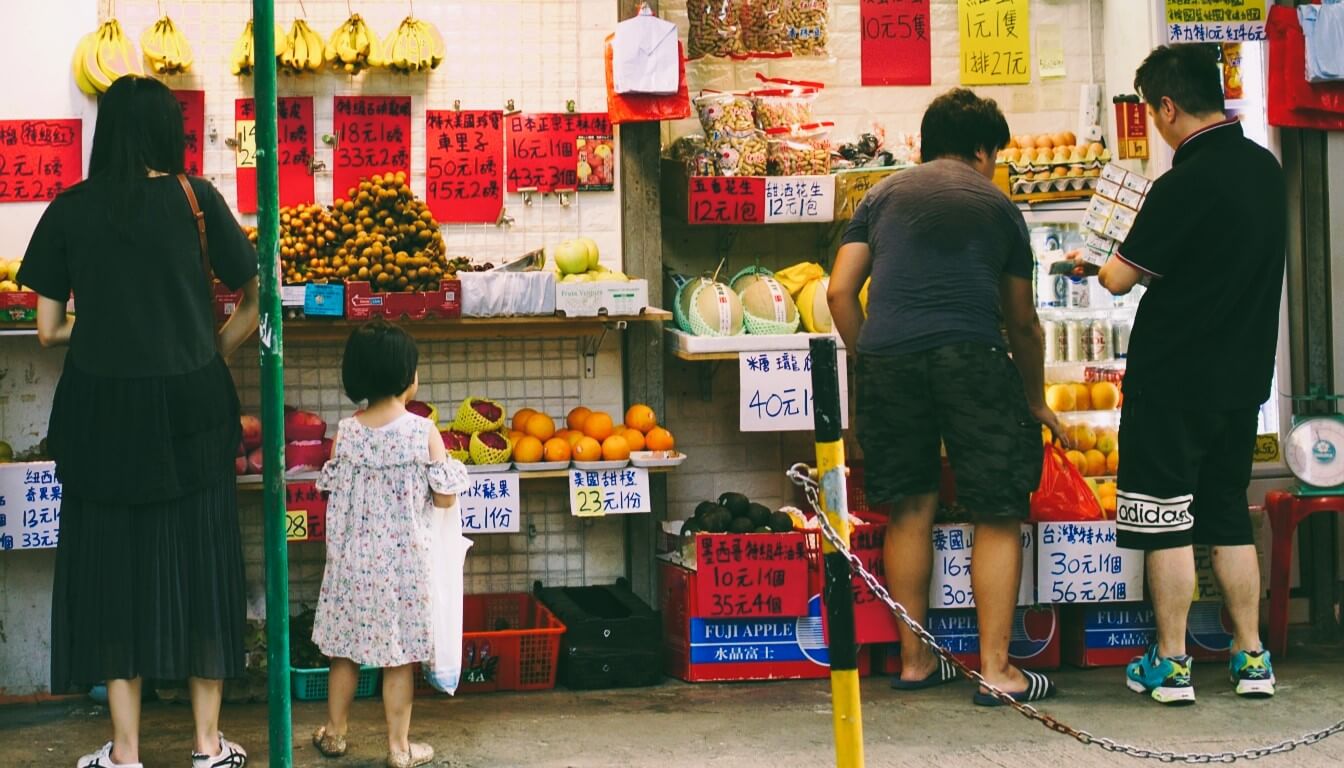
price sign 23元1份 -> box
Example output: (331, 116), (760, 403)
(569, 468), (651, 518)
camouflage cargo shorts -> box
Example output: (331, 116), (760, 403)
(856, 342), (1043, 521)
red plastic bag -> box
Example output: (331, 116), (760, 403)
(1267, 4), (1344, 130)
(1030, 444), (1106, 522)
(605, 35), (692, 125)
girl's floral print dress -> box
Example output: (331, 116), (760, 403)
(313, 412), (470, 667)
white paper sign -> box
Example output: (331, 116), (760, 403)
(0, 462), (62, 552)
(460, 472), (521, 534)
(739, 349), (849, 432)
(763, 176), (836, 224)
(1037, 521), (1145, 604)
(929, 523), (1035, 608)
(569, 467), (652, 517)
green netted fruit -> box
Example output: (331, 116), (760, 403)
(469, 431), (512, 466)
(453, 397), (505, 433)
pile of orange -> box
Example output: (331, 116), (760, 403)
(506, 403), (677, 464)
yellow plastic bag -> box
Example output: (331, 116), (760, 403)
(774, 262), (825, 298)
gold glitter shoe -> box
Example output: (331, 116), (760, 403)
(386, 742), (433, 768)
(311, 726), (347, 758)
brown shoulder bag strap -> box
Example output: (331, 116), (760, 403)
(176, 173), (212, 291)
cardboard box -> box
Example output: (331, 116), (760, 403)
(303, 283), (345, 317)
(1061, 601), (1232, 668)
(874, 605), (1061, 675)
(554, 279), (649, 317)
(1036, 521), (1145, 604)
(345, 279), (461, 321)
(661, 560), (871, 683)
(0, 291), (38, 323)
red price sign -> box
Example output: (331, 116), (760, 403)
(505, 112), (611, 193)
(688, 176), (765, 224)
(0, 119), (82, 203)
(285, 480), (328, 543)
(425, 110), (504, 224)
(861, 0), (932, 86)
(333, 96), (411, 200)
(174, 90), (204, 176)
(850, 523), (901, 644)
(235, 97), (315, 213)
(695, 533), (809, 618)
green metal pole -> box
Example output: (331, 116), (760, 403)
(251, 2), (292, 765)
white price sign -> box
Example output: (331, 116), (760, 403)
(460, 472), (521, 534)
(929, 523), (1035, 608)
(1036, 521), (1145, 604)
(764, 176), (835, 224)
(739, 349), (849, 432)
(0, 462), (62, 552)
(569, 467), (651, 518)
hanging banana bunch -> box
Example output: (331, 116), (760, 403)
(230, 19), (290, 77)
(325, 13), (384, 75)
(141, 15), (193, 76)
(382, 15), (446, 74)
(72, 18), (144, 96)
(279, 17), (325, 75)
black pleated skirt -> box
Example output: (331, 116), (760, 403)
(47, 356), (247, 692)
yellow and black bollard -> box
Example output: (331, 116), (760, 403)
(810, 337), (864, 768)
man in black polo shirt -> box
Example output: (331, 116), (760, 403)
(1098, 45), (1286, 706)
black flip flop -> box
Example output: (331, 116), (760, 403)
(973, 669), (1057, 707)
(890, 657), (960, 690)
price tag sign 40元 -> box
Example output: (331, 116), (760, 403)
(739, 349), (849, 432)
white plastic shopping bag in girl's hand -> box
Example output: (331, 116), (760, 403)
(425, 501), (472, 694)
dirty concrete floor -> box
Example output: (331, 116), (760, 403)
(3, 654), (1344, 768)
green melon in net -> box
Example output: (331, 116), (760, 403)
(453, 397), (505, 433)
(739, 274), (799, 335)
(675, 276), (744, 337)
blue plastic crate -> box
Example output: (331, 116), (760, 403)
(291, 665), (380, 701)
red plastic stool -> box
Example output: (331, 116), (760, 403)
(1264, 490), (1344, 656)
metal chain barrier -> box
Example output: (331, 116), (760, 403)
(786, 464), (1344, 764)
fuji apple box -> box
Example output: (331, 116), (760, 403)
(875, 606), (1061, 675)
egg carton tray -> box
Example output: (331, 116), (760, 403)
(1013, 175), (1100, 196)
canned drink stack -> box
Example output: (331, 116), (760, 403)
(1042, 319), (1060, 363)
(1065, 320), (1084, 362)
(1086, 318), (1113, 362)
(1113, 317), (1132, 358)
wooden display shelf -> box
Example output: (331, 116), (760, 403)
(236, 464), (674, 491)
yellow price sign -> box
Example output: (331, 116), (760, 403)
(958, 0), (1031, 85)
(568, 467), (651, 518)
(833, 168), (898, 221)
(570, 486), (606, 518)
(285, 509), (309, 541)
(235, 119), (257, 169)
(1253, 433), (1280, 463)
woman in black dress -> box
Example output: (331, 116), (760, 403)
(20, 76), (259, 768)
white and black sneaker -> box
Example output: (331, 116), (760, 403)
(77, 742), (143, 768)
(191, 734), (247, 768)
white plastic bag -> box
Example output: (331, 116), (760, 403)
(424, 501), (473, 694)
(1300, 1), (1344, 83)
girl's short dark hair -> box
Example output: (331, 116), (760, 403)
(341, 320), (419, 403)
(1135, 45), (1224, 117)
(89, 75), (186, 182)
(920, 88), (1010, 163)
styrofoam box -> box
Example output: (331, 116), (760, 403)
(458, 272), (556, 317)
(666, 328), (845, 355)
(554, 279), (649, 317)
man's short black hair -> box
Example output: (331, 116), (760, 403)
(920, 88), (1010, 163)
(341, 320), (419, 404)
(1135, 45), (1225, 117)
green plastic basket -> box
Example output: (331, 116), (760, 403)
(292, 665), (380, 701)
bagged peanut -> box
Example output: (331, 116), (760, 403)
(688, 0), (745, 59)
(743, 0), (830, 58)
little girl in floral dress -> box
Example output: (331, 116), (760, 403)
(311, 320), (470, 768)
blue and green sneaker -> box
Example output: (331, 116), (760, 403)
(1126, 644), (1196, 705)
(1229, 649), (1276, 698)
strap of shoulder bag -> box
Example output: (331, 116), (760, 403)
(176, 173), (212, 289)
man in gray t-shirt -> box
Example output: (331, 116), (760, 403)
(829, 88), (1063, 707)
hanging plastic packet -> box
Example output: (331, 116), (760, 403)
(750, 88), (818, 131)
(742, 0), (830, 58)
(687, 0), (745, 59)
(710, 129), (769, 176)
(765, 122), (833, 176)
(693, 90), (757, 138)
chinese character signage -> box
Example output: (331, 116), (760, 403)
(0, 462), (62, 551)
(333, 96), (412, 201)
(849, 523), (902, 644)
(425, 110), (504, 224)
(235, 97), (315, 213)
(174, 90), (204, 175)
(739, 349), (849, 432)
(460, 472), (521, 534)
(688, 176), (765, 224)
(505, 112), (612, 193)
(569, 467), (652, 517)
(930, 523), (1035, 608)
(860, 0), (932, 86)
(285, 480), (328, 543)
(1165, 0), (1267, 43)
(763, 177), (836, 223)
(1036, 521), (1145, 604)
(695, 533), (811, 618)
(958, 0), (1031, 85)
(0, 120), (82, 203)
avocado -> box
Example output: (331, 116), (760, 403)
(728, 516), (754, 534)
(680, 518), (702, 536)
(753, 526), (772, 533)
(769, 510), (795, 533)
(703, 506), (732, 533)
(718, 492), (750, 517)
(746, 502), (771, 527)
(694, 500), (718, 521)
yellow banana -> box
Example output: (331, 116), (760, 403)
(230, 20), (253, 76)
(305, 22), (324, 71)
(140, 19), (167, 72)
(72, 31), (102, 95)
(167, 17), (192, 73)
(273, 23), (289, 61)
(96, 20), (142, 85)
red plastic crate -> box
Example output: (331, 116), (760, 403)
(793, 459), (956, 517)
(457, 593), (566, 693)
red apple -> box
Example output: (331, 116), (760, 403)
(285, 410), (327, 441)
(286, 439), (332, 471)
(241, 414), (262, 451)
(246, 448), (264, 475)
(235, 456), (247, 475)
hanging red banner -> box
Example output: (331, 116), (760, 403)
(860, 0), (932, 86)
(0, 119), (82, 203)
(173, 90), (204, 175)
(505, 112), (612, 193)
(425, 109), (504, 224)
(235, 97), (315, 213)
(333, 96), (411, 200)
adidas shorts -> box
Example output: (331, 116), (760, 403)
(1115, 392), (1259, 551)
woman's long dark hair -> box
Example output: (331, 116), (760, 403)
(87, 75), (187, 227)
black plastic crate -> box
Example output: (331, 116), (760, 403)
(534, 579), (663, 690)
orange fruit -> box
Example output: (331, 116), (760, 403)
(513, 436), (544, 464)
(567, 406), (592, 432)
(1106, 450), (1120, 474)
(1084, 449), (1107, 477)
(1068, 424), (1097, 452)
(624, 404), (657, 434)
(601, 434), (631, 461)
(511, 408), (538, 434)
(620, 427), (646, 452)
(507, 429), (526, 445)
(645, 427), (675, 452)
(524, 412), (556, 442)
(565, 431), (585, 448)
(1091, 381), (1121, 410)
(1071, 383), (1092, 411)
(543, 437), (572, 463)
(574, 436), (603, 462)
(1064, 450), (1087, 475)
(1044, 385), (1076, 413)
(583, 411), (614, 441)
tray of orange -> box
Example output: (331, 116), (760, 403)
(506, 404), (677, 472)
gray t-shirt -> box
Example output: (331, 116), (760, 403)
(842, 159), (1033, 357)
